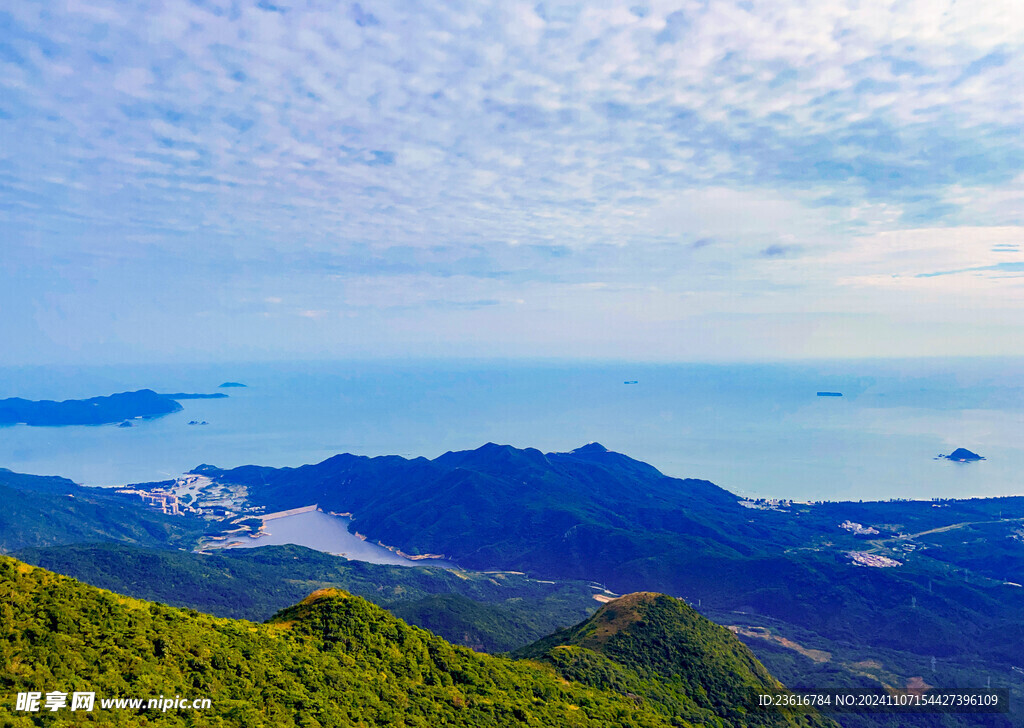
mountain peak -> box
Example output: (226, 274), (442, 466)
(301, 587), (350, 605)
(518, 591), (736, 658)
(516, 591), (826, 727)
(435, 442), (550, 470)
(581, 592), (664, 644)
(572, 442), (608, 454)
(600, 591), (662, 609)
(267, 587), (358, 630)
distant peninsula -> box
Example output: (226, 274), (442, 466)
(0, 389), (184, 426)
(944, 447), (984, 462)
(163, 392), (229, 400)
(218, 382), (247, 388)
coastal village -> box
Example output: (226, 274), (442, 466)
(738, 497), (798, 512)
(116, 474), (252, 519)
(733, 496), (958, 568)
(115, 474), (268, 548)
(847, 551), (902, 568)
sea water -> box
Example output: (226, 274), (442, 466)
(1, 358), (1022, 502)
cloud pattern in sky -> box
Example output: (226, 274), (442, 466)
(2, 0), (1024, 362)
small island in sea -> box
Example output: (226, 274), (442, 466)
(218, 382), (247, 388)
(943, 447), (985, 462)
(816, 391), (843, 397)
(163, 392), (229, 400)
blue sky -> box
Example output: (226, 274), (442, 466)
(2, 0), (1024, 363)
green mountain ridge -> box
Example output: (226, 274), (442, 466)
(196, 442), (775, 576)
(0, 556), (828, 727)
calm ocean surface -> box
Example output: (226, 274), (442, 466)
(1, 359), (1022, 502)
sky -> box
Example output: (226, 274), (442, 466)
(2, 0), (1024, 364)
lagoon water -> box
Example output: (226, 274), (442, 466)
(1, 358), (1023, 502)
(225, 510), (440, 567)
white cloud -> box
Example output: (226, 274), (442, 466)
(4, 0), (1024, 361)
(643, 188), (833, 242)
(830, 226), (1024, 293)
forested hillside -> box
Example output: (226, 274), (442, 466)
(0, 556), (827, 727)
